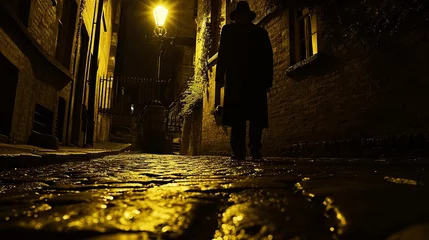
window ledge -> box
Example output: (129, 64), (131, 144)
(286, 53), (321, 77)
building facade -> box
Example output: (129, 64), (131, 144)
(182, 0), (429, 157)
(0, 0), (122, 148)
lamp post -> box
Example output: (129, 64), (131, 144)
(137, 5), (169, 153)
(153, 5), (168, 102)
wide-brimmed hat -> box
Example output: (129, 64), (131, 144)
(230, 1), (256, 21)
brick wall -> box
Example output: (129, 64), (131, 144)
(179, 0), (209, 155)
(27, 0), (59, 56)
(27, 0), (62, 135)
(194, 0), (429, 157)
(175, 46), (195, 98)
(0, 0), (62, 143)
(181, 104), (203, 155)
(1, 0), (122, 146)
(177, 0), (198, 38)
(201, 64), (231, 155)
(262, 6), (429, 157)
(0, 28), (35, 142)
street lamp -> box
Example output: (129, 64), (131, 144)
(153, 5), (168, 77)
(153, 6), (168, 29)
(152, 5), (168, 103)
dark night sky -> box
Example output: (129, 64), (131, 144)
(115, 0), (195, 80)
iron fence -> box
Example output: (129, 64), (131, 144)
(98, 76), (171, 117)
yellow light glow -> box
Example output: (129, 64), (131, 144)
(153, 6), (168, 27)
(220, 87), (224, 106)
(311, 14), (318, 54)
(384, 176), (419, 186)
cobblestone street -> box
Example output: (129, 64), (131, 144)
(1, 154), (429, 239)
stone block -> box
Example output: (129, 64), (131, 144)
(28, 131), (59, 150)
(0, 134), (8, 144)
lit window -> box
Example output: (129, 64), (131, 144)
(291, 7), (318, 64)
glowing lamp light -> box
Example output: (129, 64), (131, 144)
(153, 6), (168, 27)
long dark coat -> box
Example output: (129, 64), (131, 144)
(215, 22), (273, 128)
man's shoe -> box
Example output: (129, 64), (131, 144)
(230, 154), (246, 160)
(250, 149), (263, 160)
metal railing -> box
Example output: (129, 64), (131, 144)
(98, 76), (171, 117)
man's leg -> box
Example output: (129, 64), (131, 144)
(249, 121), (263, 159)
(230, 119), (246, 159)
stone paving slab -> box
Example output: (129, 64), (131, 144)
(0, 142), (132, 170)
(0, 154), (429, 239)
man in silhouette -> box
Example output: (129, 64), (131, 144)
(215, 1), (273, 160)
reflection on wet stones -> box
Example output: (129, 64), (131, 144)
(0, 154), (316, 238)
(1, 153), (428, 239)
(46, 183), (144, 191)
(44, 193), (93, 206)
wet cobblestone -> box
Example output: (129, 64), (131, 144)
(0, 154), (429, 239)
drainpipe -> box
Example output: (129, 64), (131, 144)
(65, 0), (75, 145)
(86, 0), (104, 146)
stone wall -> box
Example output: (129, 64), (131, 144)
(180, 104), (203, 155)
(26, 0), (62, 131)
(27, 0), (60, 56)
(0, 28), (36, 142)
(1, 0), (122, 146)
(195, 0), (429, 157)
(201, 65), (231, 155)
(174, 46), (195, 99)
(0, 0), (61, 143)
